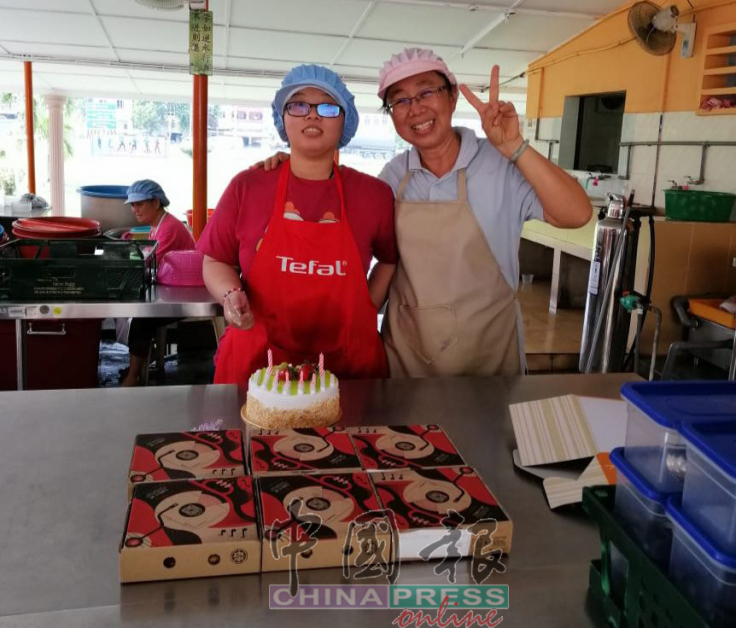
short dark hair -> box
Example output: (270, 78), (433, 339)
(381, 71), (454, 114)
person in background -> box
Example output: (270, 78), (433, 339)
(120, 180), (195, 387)
(258, 48), (592, 378)
(197, 64), (397, 384)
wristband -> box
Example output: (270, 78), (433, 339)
(222, 287), (243, 305)
(510, 139), (530, 164)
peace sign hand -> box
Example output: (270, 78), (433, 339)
(459, 65), (522, 160)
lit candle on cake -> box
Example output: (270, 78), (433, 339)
(284, 367), (290, 394)
(267, 349), (273, 377)
(311, 371), (317, 392)
(298, 369), (305, 395)
(318, 353), (324, 377)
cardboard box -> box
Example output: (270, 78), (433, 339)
(258, 472), (393, 572)
(348, 425), (465, 471)
(250, 427), (362, 476)
(128, 430), (246, 498)
(371, 466), (513, 561)
(120, 478), (260, 583)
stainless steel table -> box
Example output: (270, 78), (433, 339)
(0, 373), (638, 627)
(0, 285), (220, 390)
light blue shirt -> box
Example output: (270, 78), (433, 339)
(379, 126), (544, 290)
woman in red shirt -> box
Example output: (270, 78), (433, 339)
(197, 65), (397, 383)
(120, 179), (195, 386)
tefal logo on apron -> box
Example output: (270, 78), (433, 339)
(276, 255), (347, 277)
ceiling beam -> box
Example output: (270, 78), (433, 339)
(0, 52), (526, 93)
(0, 4), (596, 38)
(448, 0), (525, 61)
(0, 29), (547, 58)
(88, 0), (142, 95)
(373, 0), (602, 20)
(330, 1), (375, 67)
(222, 0), (232, 70)
(0, 1), (602, 23)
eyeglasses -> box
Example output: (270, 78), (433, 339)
(284, 102), (343, 118)
(386, 85), (448, 114)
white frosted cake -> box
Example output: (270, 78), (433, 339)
(242, 362), (341, 429)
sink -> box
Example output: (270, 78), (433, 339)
(664, 189), (736, 222)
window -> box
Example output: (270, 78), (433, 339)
(559, 92), (626, 174)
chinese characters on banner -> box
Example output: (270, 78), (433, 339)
(272, 505), (505, 597)
(189, 9), (213, 76)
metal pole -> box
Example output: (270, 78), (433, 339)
(649, 306), (662, 382)
(23, 61), (36, 195)
(192, 73), (208, 240)
(15, 320), (24, 390)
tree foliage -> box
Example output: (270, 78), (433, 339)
(132, 100), (167, 135)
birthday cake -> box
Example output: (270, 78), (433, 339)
(242, 355), (340, 429)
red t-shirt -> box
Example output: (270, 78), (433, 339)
(197, 165), (397, 278)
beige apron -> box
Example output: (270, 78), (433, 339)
(383, 168), (522, 378)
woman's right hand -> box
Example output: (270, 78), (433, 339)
(224, 290), (255, 329)
(248, 151), (289, 172)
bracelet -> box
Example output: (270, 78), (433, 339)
(510, 139), (530, 164)
(222, 287), (243, 305)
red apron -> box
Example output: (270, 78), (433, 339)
(214, 162), (387, 383)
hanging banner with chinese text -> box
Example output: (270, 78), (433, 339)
(189, 10), (213, 76)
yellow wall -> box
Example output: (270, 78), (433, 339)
(526, 0), (736, 118)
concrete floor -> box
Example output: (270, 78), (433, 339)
(517, 279), (585, 373)
(97, 336), (215, 388)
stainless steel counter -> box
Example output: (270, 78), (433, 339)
(0, 285), (219, 320)
(0, 286), (220, 389)
(0, 373), (637, 627)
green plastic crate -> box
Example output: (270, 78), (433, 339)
(0, 239), (157, 301)
(664, 190), (736, 222)
(582, 486), (711, 628)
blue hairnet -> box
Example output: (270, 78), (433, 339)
(271, 65), (359, 150)
(125, 179), (170, 207)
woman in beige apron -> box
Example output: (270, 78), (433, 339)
(382, 168), (520, 377)
(377, 48), (592, 378)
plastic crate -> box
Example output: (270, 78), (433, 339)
(583, 486), (710, 628)
(0, 239), (157, 301)
(664, 190), (736, 222)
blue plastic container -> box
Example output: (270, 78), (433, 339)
(611, 448), (675, 565)
(681, 420), (736, 554)
(666, 497), (736, 628)
(77, 185), (128, 198)
(621, 381), (736, 493)
(609, 447), (675, 598)
(78, 185), (132, 231)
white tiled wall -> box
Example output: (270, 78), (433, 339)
(621, 113), (661, 143)
(529, 111), (736, 209)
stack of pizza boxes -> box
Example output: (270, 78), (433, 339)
(119, 425), (513, 583)
(251, 425), (513, 574)
(120, 430), (258, 583)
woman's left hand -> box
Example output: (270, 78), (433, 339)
(459, 65), (522, 160)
